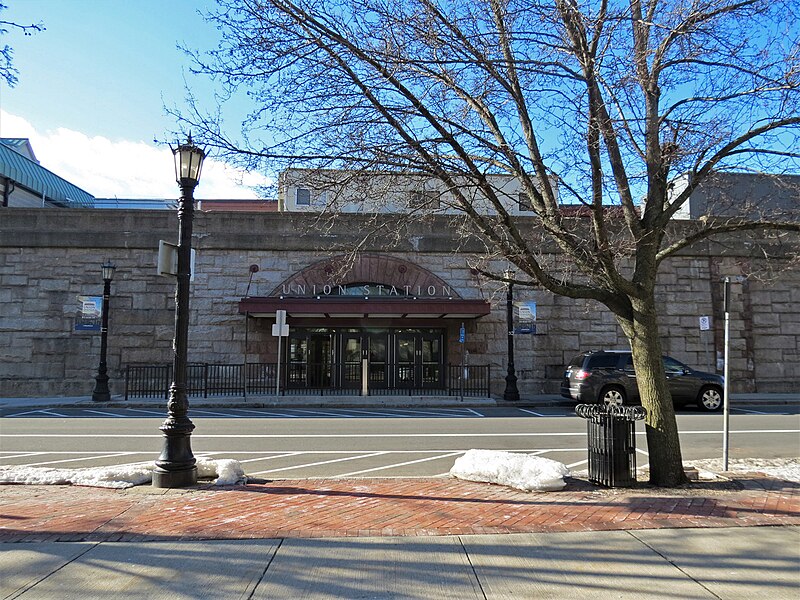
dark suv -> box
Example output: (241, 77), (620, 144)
(560, 350), (724, 412)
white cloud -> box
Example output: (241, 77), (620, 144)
(0, 111), (270, 199)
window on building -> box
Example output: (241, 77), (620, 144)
(296, 188), (311, 206)
(409, 191), (440, 209)
(518, 192), (534, 212)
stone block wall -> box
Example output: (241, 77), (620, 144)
(1, 208), (798, 397)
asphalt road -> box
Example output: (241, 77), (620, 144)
(1, 405), (797, 478)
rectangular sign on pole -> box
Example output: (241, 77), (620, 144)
(157, 241), (196, 281)
(272, 323), (289, 337)
(272, 310), (289, 337)
(157, 240), (178, 276)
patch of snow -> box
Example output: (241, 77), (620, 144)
(0, 458), (246, 489)
(450, 449), (570, 491)
(686, 457), (800, 483)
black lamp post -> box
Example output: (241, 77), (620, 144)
(152, 135), (205, 488)
(91, 260), (116, 402)
(503, 268), (520, 401)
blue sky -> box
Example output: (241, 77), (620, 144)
(0, 0), (265, 198)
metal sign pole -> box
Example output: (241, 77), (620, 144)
(243, 312), (249, 401)
(460, 322), (465, 401)
(276, 334), (282, 396)
(273, 310), (288, 397)
(723, 277), (731, 471)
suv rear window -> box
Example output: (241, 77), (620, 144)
(568, 355), (587, 368)
(585, 354), (622, 369)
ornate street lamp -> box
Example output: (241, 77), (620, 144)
(152, 135), (205, 488)
(503, 268), (520, 401)
(91, 260), (116, 402)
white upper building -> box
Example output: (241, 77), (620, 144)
(277, 168), (557, 215)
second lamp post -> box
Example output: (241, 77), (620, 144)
(503, 268), (520, 401)
(91, 260), (116, 402)
(152, 136), (205, 489)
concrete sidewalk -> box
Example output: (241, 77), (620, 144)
(3, 527), (798, 599)
(2, 475), (799, 598)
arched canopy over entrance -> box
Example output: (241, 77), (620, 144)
(238, 254), (490, 319)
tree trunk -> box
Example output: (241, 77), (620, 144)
(617, 295), (688, 487)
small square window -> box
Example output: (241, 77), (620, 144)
(296, 188), (311, 206)
(518, 192), (533, 212)
(409, 191), (440, 209)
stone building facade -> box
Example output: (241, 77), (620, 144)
(0, 208), (797, 399)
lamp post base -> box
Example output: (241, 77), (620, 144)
(92, 373), (111, 402)
(503, 371), (520, 402)
(152, 466), (198, 488)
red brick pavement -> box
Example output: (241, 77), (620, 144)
(1, 476), (798, 542)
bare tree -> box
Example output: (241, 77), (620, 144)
(0, 3), (44, 88)
(177, 0), (800, 486)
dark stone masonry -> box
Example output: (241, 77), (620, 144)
(1, 208), (797, 398)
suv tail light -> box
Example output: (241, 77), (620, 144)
(574, 369), (590, 380)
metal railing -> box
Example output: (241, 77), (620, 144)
(125, 362), (491, 400)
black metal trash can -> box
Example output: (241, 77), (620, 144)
(575, 403), (647, 487)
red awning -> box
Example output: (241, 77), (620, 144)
(238, 297), (491, 319)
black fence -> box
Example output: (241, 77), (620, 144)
(125, 362), (491, 400)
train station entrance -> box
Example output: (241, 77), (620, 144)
(286, 327), (445, 392)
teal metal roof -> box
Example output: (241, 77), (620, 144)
(0, 141), (95, 207)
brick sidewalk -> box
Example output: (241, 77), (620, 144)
(1, 476), (798, 542)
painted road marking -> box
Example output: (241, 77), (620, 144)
(191, 409), (248, 418)
(0, 452), (47, 460)
(519, 408), (547, 417)
(335, 451), (466, 477)
(250, 451), (390, 475)
(5, 428), (796, 439)
(236, 452), (303, 464)
(731, 407), (771, 415)
(22, 452), (144, 467)
(82, 409), (135, 417)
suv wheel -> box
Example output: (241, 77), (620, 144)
(697, 386), (723, 412)
(600, 386), (626, 405)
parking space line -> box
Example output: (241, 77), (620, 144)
(518, 408), (546, 417)
(465, 409), (484, 417)
(281, 408), (360, 418)
(124, 408), (169, 416)
(3, 410), (49, 417)
(22, 452), (144, 467)
(250, 451), (389, 475)
(333, 408), (420, 418)
(237, 452), (302, 464)
(0, 452), (47, 460)
(335, 451), (465, 477)
(82, 409), (132, 417)
(732, 407), (771, 415)
(4, 409), (70, 418)
(191, 409), (246, 418)
(229, 408), (303, 418)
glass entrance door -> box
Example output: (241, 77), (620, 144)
(420, 332), (443, 388)
(287, 331), (332, 389)
(393, 330), (444, 389)
(368, 334), (388, 389)
(395, 333), (417, 389)
(288, 327), (445, 392)
(340, 334), (363, 389)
